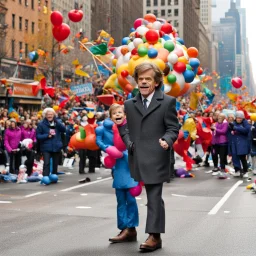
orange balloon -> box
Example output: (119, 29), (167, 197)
(187, 47), (198, 58)
(157, 48), (169, 63)
(178, 83), (190, 96)
(121, 46), (129, 55)
(178, 56), (188, 64)
(166, 82), (180, 97)
(85, 134), (99, 151)
(125, 83), (134, 93)
(144, 13), (157, 23)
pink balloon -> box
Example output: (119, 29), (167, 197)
(134, 18), (143, 29)
(104, 156), (116, 169)
(129, 184), (142, 197)
(231, 77), (243, 89)
(113, 125), (126, 152)
(106, 146), (123, 159)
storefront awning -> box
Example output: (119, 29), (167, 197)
(15, 99), (42, 105)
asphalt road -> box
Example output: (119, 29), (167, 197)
(1, 160), (256, 256)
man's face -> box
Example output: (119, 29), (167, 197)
(111, 107), (125, 125)
(137, 69), (158, 98)
(46, 112), (54, 121)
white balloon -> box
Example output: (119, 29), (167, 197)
(164, 84), (171, 93)
(176, 44), (189, 59)
(136, 26), (149, 36)
(116, 55), (125, 69)
(160, 38), (166, 46)
(190, 77), (200, 85)
(133, 38), (143, 48)
(171, 70), (185, 90)
(114, 46), (122, 58)
(123, 52), (131, 62)
(168, 52), (178, 64)
(128, 42), (135, 52)
(153, 21), (162, 30)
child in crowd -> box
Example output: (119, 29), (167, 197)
(96, 103), (139, 243)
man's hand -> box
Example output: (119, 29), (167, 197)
(159, 139), (169, 150)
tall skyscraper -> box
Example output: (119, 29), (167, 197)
(211, 0), (230, 23)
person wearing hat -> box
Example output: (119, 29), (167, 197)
(4, 118), (22, 174)
(36, 108), (66, 182)
(229, 111), (251, 178)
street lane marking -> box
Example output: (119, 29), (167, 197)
(76, 206), (92, 209)
(24, 192), (48, 198)
(208, 180), (243, 215)
(61, 177), (112, 192)
(172, 194), (188, 198)
(0, 201), (12, 204)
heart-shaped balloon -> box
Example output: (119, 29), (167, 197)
(52, 23), (70, 42)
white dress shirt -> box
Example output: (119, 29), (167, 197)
(141, 91), (155, 108)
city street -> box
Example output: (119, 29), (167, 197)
(1, 162), (256, 256)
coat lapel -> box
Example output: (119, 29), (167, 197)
(143, 90), (164, 119)
(133, 93), (144, 116)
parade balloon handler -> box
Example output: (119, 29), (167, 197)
(95, 104), (139, 243)
(36, 108), (66, 185)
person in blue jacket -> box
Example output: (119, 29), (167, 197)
(229, 111), (251, 178)
(95, 104), (139, 244)
(36, 108), (66, 180)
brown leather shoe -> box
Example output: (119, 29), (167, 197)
(109, 228), (137, 243)
(140, 234), (162, 251)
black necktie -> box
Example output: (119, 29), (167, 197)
(143, 98), (148, 111)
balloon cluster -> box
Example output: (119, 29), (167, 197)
(104, 13), (201, 97)
(50, 9), (83, 42)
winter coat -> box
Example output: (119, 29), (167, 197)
(36, 118), (66, 153)
(251, 123), (256, 156)
(21, 126), (36, 142)
(212, 121), (228, 145)
(4, 127), (22, 153)
(119, 89), (179, 184)
(230, 119), (251, 156)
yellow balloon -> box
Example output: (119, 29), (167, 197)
(128, 55), (148, 75)
(116, 63), (130, 75)
(112, 59), (117, 66)
(53, 105), (59, 112)
(104, 74), (117, 89)
(250, 113), (256, 122)
(150, 58), (166, 71)
(153, 42), (163, 50)
(178, 56), (188, 64)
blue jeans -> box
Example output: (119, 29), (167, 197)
(115, 189), (139, 230)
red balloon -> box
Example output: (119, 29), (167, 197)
(231, 77), (243, 89)
(197, 67), (203, 75)
(121, 70), (129, 77)
(50, 11), (63, 26)
(173, 62), (186, 73)
(159, 31), (165, 38)
(160, 23), (173, 34)
(131, 48), (138, 55)
(68, 9), (83, 22)
(135, 32), (142, 38)
(145, 29), (159, 44)
(52, 23), (70, 42)
(134, 18), (143, 29)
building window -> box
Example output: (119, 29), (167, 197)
(168, 9), (172, 16)
(31, 0), (34, 9)
(146, 10), (151, 14)
(161, 0), (165, 5)
(25, 43), (28, 57)
(25, 19), (28, 31)
(45, 23), (48, 35)
(174, 9), (179, 16)
(161, 10), (166, 16)
(19, 0), (22, 4)
(154, 0), (158, 6)
(25, 0), (28, 6)
(174, 20), (179, 27)
(11, 40), (15, 58)
(146, 0), (151, 6)
(19, 17), (22, 30)
(153, 10), (158, 16)
(12, 14), (15, 29)
(32, 22), (34, 33)
(19, 42), (23, 52)
(174, 0), (178, 5)
(168, 0), (172, 5)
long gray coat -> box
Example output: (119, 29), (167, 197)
(120, 89), (179, 184)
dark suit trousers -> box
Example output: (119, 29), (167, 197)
(145, 183), (165, 234)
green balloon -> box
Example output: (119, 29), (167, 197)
(112, 67), (116, 73)
(186, 64), (192, 70)
(142, 37), (147, 43)
(138, 46), (148, 57)
(164, 41), (175, 52)
(167, 74), (176, 84)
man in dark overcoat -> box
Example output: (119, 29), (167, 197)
(119, 62), (179, 252)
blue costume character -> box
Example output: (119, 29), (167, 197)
(95, 118), (139, 243)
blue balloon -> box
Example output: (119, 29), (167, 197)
(28, 52), (34, 61)
(122, 37), (130, 45)
(183, 70), (195, 83)
(127, 93), (133, 99)
(41, 176), (51, 185)
(130, 28), (135, 32)
(163, 35), (171, 41)
(176, 37), (184, 45)
(49, 174), (58, 183)
(189, 58), (200, 68)
(148, 48), (158, 58)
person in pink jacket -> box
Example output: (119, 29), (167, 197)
(4, 119), (22, 174)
